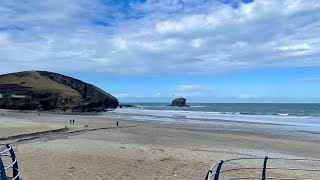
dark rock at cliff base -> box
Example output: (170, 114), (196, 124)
(168, 97), (190, 107)
(118, 104), (139, 108)
(0, 71), (119, 112)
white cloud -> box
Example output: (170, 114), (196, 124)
(277, 43), (311, 51)
(112, 37), (129, 50)
(0, 0), (320, 75)
(176, 85), (205, 91)
(277, 43), (312, 56)
(0, 32), (9, 45)
(116, 93), (162, 99)
(153, 92), (161, 97)
(113, 93), (130, 98)
(190, 38), (204, 48)
(172, 84), (213, 97)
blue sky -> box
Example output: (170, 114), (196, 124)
(1, 0), (320, 103)
(64, 66), (320, 103)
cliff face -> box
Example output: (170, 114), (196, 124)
(0, 71), (118, 112)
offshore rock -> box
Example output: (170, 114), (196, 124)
(168, 97), (190, 107)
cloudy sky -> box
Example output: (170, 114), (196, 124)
(1, 0), (320, 102)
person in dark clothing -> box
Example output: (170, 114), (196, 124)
(73, 119), (75, 124)
(116, 121), (119, 127)
(70, 119), (72, 124)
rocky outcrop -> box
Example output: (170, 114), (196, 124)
(118, 104), (138, 108)
(168, 97), (190, 107)
(0, 71), (119, 112)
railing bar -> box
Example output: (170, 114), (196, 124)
(206, 157), (320, 180)
(213, 160), (224, 180)
(221, 157), (320, 162)
(206, 162), (220, 180)
(215, 167), (320, 174)
(7, 144), (19, 180)
(4, 159), (17, 170)
(205, 171), (211, 180)
(228, 177), (310, 180)
(268, 158), (320, 161)
(0, 154), (12, 157)
(219, 167), (263, 173)
(224, 158), (265, 162)
(211, 168), (320, 173)
(0, 157), (6, 180)
(265, 177), (312, 180)
(228, 178), (261, 180)
(209, 163), (219, 170)
(262, 156), (268, 180)
(11, 171), (20, 180)
(0, 144), (19, 180)
(227, 177), (266, 180)
(0, 148), (10, 155)
(267, 167), (320, 171)
(0, 144), (12, 151)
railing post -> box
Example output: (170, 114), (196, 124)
(262, 156), (268, 180)
(214, 160), (224, 180)
(6, 144), (19, 180)
(0, 157), (6, 180)
(205, 170), (212, 180)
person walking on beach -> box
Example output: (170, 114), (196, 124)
(70, 119), (72, 124)
(116, 121), (119, 127)
(73, 119), (75, 124)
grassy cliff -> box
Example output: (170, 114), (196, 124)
(0, 71), (118, 112)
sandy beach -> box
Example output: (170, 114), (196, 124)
(0, 109), (319, 180)
(2, 0), (320, 179)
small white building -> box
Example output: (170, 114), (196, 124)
(11, 94), (26, 98)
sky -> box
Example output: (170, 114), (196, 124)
(0, 0), (320, 103)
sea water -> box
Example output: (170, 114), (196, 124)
(114, 103), (320, 137)
(118, 103), (320, 117)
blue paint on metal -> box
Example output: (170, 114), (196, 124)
(6, 144), (19, 180)
(262, 156), (268, 180)
(0, 157), (6, 180)
(205, 170), (212, 180)
(213, 160), (224, 180)
(0, 144), (19, 180)
(206, 157), (320, 180)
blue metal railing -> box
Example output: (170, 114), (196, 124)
(205, 157), (320, 180)
(0, 144), (20, 180)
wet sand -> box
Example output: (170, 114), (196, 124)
(0, 112), (66, 141)
(0, 110), (319, 179)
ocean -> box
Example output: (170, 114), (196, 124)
(118, 103), (320, 116)
(114, 103), (320, 136)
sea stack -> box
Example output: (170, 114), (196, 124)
(0, 71), (119, 112)
(169, 97), (190, 107)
